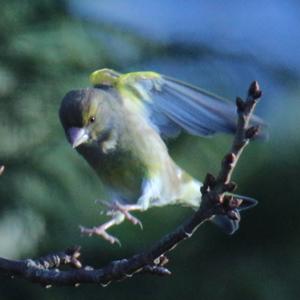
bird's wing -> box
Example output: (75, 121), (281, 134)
(91, 70), (266, 139)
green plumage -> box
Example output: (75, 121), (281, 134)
(77, 142), (148, 203)
(59, 69), (261, 241)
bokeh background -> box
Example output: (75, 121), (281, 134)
(0, 1), (299, 299)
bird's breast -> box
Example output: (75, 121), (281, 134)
(77, 142), (147, 202)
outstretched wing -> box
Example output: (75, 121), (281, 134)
(92, 69), (266, 139)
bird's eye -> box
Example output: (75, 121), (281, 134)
(89, 116), (96, 123)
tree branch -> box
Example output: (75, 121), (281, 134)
(0, 81), (262, 287)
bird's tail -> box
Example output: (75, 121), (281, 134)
(211, 195), (257, 234)
(177, 172), (257, 234)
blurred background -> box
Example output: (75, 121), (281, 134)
(0, 0), (299, 299)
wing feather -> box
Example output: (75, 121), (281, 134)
(102, 70), (267, 139)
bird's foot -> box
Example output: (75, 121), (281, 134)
(80, 200), (143, 244)
(79, 224), (121, 246)
(97, 200), (143, 229)
(112, 202), (143, 229)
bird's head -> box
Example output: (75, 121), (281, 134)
(59, 88), (118, 148)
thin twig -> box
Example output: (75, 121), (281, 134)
(0, 81), (262, 286)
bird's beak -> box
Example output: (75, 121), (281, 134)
(68, 127), (89, 148)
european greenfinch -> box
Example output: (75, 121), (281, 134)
(59, 69), (262, 244)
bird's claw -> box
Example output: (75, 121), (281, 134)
(95, 199), (143, 229)
(79, 225), (121, 246)
(113, 202), (143, 229)
(81, 200), (143, 244)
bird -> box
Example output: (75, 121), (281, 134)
(59, 68), (263, 244)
